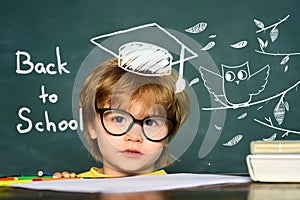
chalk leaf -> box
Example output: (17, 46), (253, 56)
(280, 55), (290, 65)
(214, 125), (222, 131)
(257, 37), (266, 49)
(262, 133), (277, 142)
(185, 22), (207, 33)
(230, 40), (248, 49)
(254, 19), (265, 29)
(264, 40), (268, 48)
(223, 135), (243, 146)
(201, 41), (215, 51)
(284, 65), (288, 72)
(270, 27), (279, 42)
(257, 106), (263, 111)
(273, 100), (286, 125)
(189, 77), (200, 87)
(237, 112), (248, 120)
(285, 101), (290, 111)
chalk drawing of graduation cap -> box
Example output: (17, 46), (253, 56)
(90, 23), (198, 93)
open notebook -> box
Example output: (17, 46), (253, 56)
(11, 173), (251, 194)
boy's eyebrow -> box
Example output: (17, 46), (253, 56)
(109, 103), (123, 109)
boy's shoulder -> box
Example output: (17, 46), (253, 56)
(77, 167), (167, 178)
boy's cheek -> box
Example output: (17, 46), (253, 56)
(143, 142), (164, 154)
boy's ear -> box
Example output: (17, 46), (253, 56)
(89, 128), (97, 139)
(164, 140), (169, 147)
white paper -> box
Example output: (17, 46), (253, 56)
(11, 173), (251, 194)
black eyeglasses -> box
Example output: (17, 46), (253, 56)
(95, 108), (177, 142)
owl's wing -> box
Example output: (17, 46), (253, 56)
(199, 66), (224, 98)
(248, 64), (270, 95)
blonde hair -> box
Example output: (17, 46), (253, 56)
(79, 58), (190, 167)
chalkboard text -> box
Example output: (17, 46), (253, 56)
(16, 107), (83, 134)
(15, 47), (70, 75)
(39, 85), (58, 104)
(15, 46), (81, 134)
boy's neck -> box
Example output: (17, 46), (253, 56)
(101, 165), (155, 177)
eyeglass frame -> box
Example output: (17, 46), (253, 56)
(95, 108), (178, 142)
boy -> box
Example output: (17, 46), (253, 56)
(55, 54), (190, 178)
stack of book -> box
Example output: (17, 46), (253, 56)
(246, 140), (300, 182)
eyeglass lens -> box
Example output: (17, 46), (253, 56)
(102, 109), (171, 141)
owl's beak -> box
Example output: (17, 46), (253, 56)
(235, 80), (240, 85)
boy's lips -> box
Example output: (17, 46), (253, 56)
(121, 149), (143, 158)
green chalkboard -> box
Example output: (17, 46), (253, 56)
(1, 0), (300, 175)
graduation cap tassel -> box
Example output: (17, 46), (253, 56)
(175, 46), (186, 93)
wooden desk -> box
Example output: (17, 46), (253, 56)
(1, 182), (300, 200)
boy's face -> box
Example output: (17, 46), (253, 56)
(91, 99), (166, 176)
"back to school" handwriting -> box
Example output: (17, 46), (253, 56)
(16, 46), (70, 75)
(15, 46), (82, 134)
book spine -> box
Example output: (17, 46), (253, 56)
(251, 142), (300, 154)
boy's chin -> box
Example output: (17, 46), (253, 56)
(112, 163), (156, 175)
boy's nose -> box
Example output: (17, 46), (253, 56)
(124, 124), (144, 143)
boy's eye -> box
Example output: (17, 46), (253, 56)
(112, 116), (126, 123)
(144, 117), (166, 127)
(144, 119), (157, 126)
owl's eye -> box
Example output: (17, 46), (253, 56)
(237, 70), (248, 80)
(225, 71), (235, 82)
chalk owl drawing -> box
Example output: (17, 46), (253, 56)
(199, 61), (270, 108)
